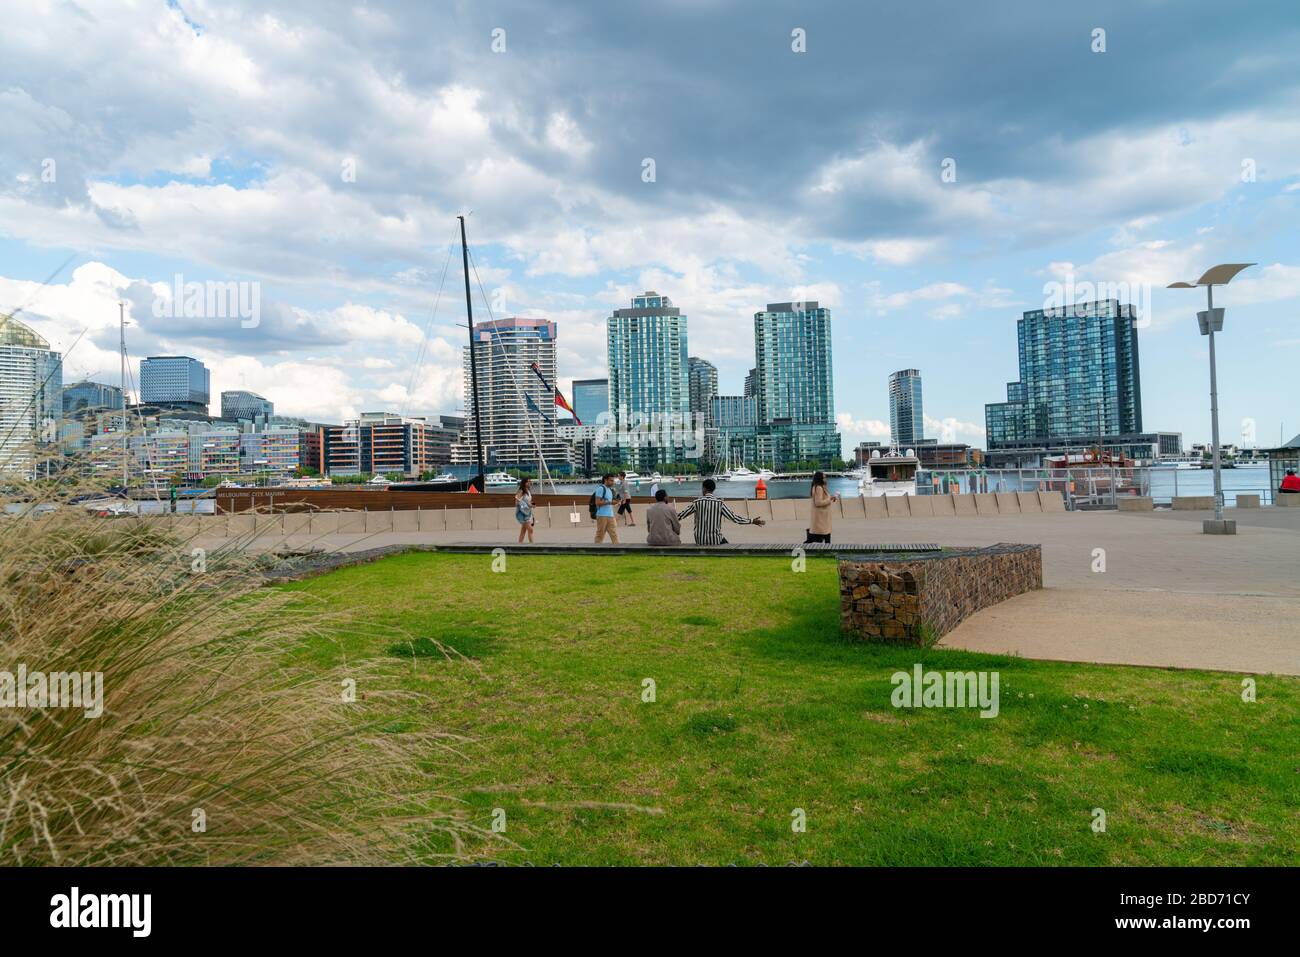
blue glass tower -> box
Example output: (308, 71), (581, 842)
(985, 299), (1142, 450)
(605, 292), (690, 467)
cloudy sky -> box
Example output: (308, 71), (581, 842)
(2, 0), (1298, 447)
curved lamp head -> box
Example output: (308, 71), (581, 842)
(1166, 263), (1256, 289)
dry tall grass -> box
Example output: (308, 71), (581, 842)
(0, 479), (476, 865)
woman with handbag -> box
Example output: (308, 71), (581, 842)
(805, 471), (839, 544)
(515, 477), (536, 543)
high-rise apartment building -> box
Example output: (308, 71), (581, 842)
(0, 314), (62, 477)
(753, 302), (835, 426)
(744, 301), (840, 464)
(605, 292), (692, 468)
(453, 317), (570, 471)
(710, 394), (758, 429)
(985, 299), (1142, 455)
(688, 357), (718, 426)
(888, 369), (924, 447)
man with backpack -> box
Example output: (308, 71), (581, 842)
(591, 473), (619, 544)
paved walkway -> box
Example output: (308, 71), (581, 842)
(203, 506), (1300, 676)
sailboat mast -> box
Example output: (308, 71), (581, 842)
(458, 215), (486, 491)
(119, 301), (128, 489)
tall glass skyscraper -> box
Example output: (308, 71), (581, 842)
(605, 292), (690, 466)
(985, 299), (1142, 450)
(744, 301), (840, 465)
(888, 369), (924, 447)
(753, 301), (835, 426)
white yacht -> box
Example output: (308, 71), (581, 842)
(484, 471), (517, 488)
(720, 466), (775, 483)
(858, 448), (920, 497)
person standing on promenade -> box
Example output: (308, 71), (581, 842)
(515, 477), (536, 544)
(593, 473), (619, 544)
(645, 489), (681, 545)
(677, 478), (765, 545)
(805, 470), (840, 544)
(616, 470), (636, 526)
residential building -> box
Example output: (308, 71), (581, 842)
(984, 299), (1144, 466)
(888, 369), (924, 446)
(240, 428), (302, 477)
(711, 394), (758, 429)
(326, 413), (465, 478)
(0, 314), (62, 477)
(140, 356), (210, 413)
(604, 292), (692, 469)
(748, 300), (840, 465)
(688, 357), (718, 427)
(453, 317), (571, 471)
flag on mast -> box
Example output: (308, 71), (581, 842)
(530, 361), (582, 425)
(524, 392), (552, 424)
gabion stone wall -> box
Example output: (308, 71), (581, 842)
(838, 544), (1042, 644)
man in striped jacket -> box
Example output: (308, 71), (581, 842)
(677, 478), (766, 545)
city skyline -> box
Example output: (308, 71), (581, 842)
(1, 2), (1296, 449)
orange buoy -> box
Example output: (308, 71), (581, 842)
(755, 478), (767, 500)
(467, 483), (480, 494)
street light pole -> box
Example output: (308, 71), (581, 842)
(1205, 283), (1223, 523)
(1168, 262), (1254, 535)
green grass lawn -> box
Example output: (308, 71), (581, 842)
(285, 552), (1300, 865)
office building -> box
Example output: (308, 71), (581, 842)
(985, 299), (1144, 466)
(453, 317), (571, 471)
(221, 390), (274, 422)
(140, 356), (210, 413)
(0, 314), (62, 477)
(571, 378), (609, 427)
(63, 380), (123, 416)
(888, 369), (924, 447)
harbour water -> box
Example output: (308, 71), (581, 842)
(543, 465), (1275, 505)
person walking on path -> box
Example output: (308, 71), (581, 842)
(805, 470), (840, 544)
(616, 471), (636, 526)
(677, 478), (765, 545)
(594, 473), (619, 544)
(515, 477), (536, 544)
(645, 489), (681, 545)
